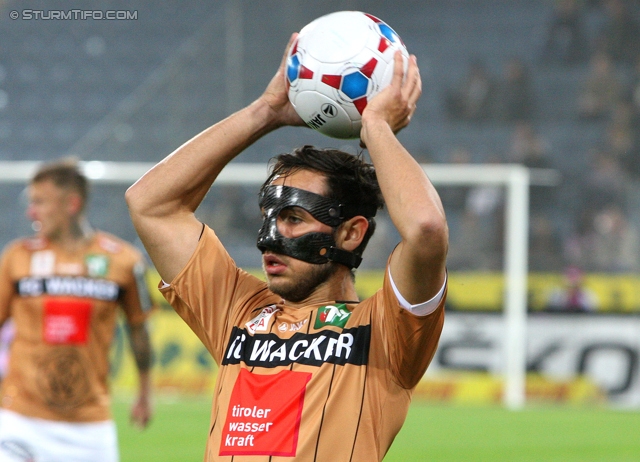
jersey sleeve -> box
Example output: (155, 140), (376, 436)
(160, 226), (276, 362)
(372, 263), (446, 390)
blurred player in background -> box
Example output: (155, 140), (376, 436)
(0, 158), (154, 462)
(127, 34), (447, 461)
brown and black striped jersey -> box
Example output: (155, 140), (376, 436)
(161, 226), (445, 461)
(0, 232), (151, 422)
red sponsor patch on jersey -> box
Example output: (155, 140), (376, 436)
(43, 298), (92, 344)
(219, 369), (311, 457)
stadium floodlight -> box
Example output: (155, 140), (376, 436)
(0, 161), (558, 410)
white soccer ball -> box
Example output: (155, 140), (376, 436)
(286, 11), (409, 139)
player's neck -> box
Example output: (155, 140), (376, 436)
(49, 217), (94, 252)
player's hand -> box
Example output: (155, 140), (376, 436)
(260, 33), (307, 128)
(130, 394), (152, 429)
(360, 51), (421, 140)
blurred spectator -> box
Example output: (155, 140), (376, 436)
(593, 0), (640, 66)
(438, 146), (472, 219)
(494, 57), (536, 122)
(631, 57), (640, 116)
(466, 182), (504, 221)
(580, 146), (629, 213)
(577, 51), (624, 119)
(507, 121), (552, 166)
(622, 60), (640, 172)
(591, 205), (640, 271)
(541, 0), (589, 65)
(605, 106), (636, 158)
(446, 156), (505, 271)
(446, 208), (503, 271)
(545, 266), (599, 311)
(564, 208), (594, 267)
(529, 215), (566, 272)
(438, 147), (473, 268)
(566, 204), (640, 271)
(444, 59), (496, 122)
(198, 185), (260, 245)
(506, 122), (556, 215)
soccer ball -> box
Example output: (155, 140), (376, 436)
(286, 11), (409, 139)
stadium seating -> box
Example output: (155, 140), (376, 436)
(0, 0), (634, 270)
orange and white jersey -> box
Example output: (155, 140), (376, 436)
(0, 231), (152, 422)
(162, 226), (445, 461)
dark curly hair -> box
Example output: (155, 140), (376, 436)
(260, 145), (384, 258)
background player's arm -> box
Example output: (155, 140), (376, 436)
(128, 322), (152, 429)
(122, 256), (155, 429)
(361, 53), (448, 305)
(125, 34), (304, 283)
(0, 249), (14, 327)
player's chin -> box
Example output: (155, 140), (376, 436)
(265, 278), (290, 298)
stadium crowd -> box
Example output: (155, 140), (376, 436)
(185, 0), (640, 279)
(440, 0), (640, 274)
(2, 0), (640, 278)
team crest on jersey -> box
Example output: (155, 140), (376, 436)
(85, 254), (109, 277)
(245, 305), (279, 334)
(314, 304), (351, 329)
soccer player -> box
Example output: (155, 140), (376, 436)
(0, 159), (154, 461)
(126, 34), (447, 461)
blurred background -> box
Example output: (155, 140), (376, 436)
(1, 0), (640, 420)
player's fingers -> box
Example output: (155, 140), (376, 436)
(403, 55), (421, 105)
(132, 412), (150, 429)
(140, 414), (151, 429)
(130, 404), (150, 428)
(391, 50), (405, 89)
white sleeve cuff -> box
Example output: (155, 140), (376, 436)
(389, 268), (446, 316)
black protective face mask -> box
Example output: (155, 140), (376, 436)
(256, 185), (376, 269)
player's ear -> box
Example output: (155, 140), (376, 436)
(337, 216), (369, 251)
(66, 192), (83, 215)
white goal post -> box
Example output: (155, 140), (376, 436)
(0, 160), (559, 410)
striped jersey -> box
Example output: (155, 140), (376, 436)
(0, 232), (151, 422)
(161, 226), (445, 461)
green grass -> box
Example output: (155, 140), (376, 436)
(115, 395), (211, 462)
(385, 402), (640, 462)
(114, 397), (640, 461)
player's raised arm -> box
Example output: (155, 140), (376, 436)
(125, 34), (305, 283)
(360, 51), (448, 305)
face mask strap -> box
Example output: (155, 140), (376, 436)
(320, 246), (362, 269)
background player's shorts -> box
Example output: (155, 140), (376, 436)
(0, 409), (118, 462)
